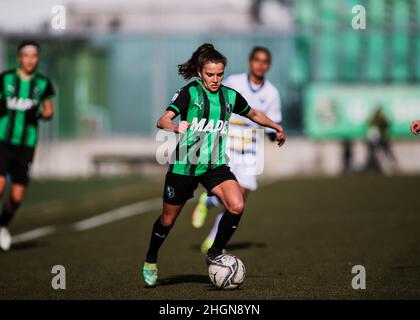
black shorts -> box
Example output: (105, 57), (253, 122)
(163, 164), (237, 205)
(0, 142), (35, 186)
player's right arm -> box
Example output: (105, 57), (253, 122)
(156, 111), (190, 134)
(156, 86), (191, 134)
(40, 99), (54, 121)
(411, 120), (420, 135)
(37, 78), (55, 121)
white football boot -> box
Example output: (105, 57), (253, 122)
(0, 227), (12, 252)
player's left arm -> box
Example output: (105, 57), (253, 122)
(39, 99), (54, 121)
(265, 91), (282, 142)
(38, 79), (55, 121)
(233, 91), (286, 147)
(244, 108), (286, 147)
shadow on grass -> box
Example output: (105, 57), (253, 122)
(11, 240), (49, 251)
(155, 274), (244, 291)
(226, 241), (267, 250)
(391, 265), (420, 270)
(191, 241), (267, 252)
(157, 274), (209, 286)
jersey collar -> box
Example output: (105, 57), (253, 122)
(247, 73), (265, 93)
(16, 68), (36, 81)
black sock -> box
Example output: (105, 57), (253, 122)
(145, 216), (173, 263)
(208, 211), (241, 257)
(0, 200), (20, 227)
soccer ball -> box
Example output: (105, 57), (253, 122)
(208, 254), (246, 290)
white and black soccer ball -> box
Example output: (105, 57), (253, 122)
(208, 254), (246, 290)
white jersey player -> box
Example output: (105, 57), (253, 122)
(191, 47), (283, 253)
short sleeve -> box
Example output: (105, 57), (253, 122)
(233, 91), (251, 116)
(41, 79), (55, 101)
(0, 73), (4, 101)
(166, 87), (190, 117)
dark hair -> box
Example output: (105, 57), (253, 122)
(178, 43), (227, 80)
(17, 40), (41, 54)
(249, 46), (271, 64)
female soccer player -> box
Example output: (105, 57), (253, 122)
(0, 40), (55, 251)
(191, 46), (282, 253)
(142, 43), (286, 286)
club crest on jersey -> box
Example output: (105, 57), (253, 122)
(33, 87), (40, 97)
(226, 103), (232, 113)
(190, 117), (228, 134)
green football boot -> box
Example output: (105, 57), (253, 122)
(143, 262), (158, 287)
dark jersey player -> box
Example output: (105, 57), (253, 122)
(142, 43), (286, 286)
(0, 40), (55, 251)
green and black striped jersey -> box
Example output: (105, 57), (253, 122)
(166, 79), (251, 176)
(0, 69), (55, 149)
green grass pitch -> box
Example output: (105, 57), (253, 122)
(1, 174), (419, 299)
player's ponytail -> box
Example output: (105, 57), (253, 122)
(178, 43), (227, 80)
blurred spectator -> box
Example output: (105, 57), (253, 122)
(365, 106), (397, 173)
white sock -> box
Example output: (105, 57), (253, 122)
(207, 212), (224, 241)
(205, 195), (220, 207)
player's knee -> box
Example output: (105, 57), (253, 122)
(10, 186), (26, 205)
(227, 200), (244, 215)
(10, 194), (23, 207)
(161, 213), (176, 227)
(0, 178), (6, 196)
(9, 192), (24, 210)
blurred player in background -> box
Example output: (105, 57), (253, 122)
(191, 47), (282, 253)
(142, 43), (286, 286)
(411, 120), (420, 135)
(0, 40), (55, 251)
(365, 106), (397, 173)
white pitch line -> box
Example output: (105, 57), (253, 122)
(71, 197), (162, 231)
(9, 179), (280, 244)
(12, 226), (57, 244)
(11, 197), (162, 244)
